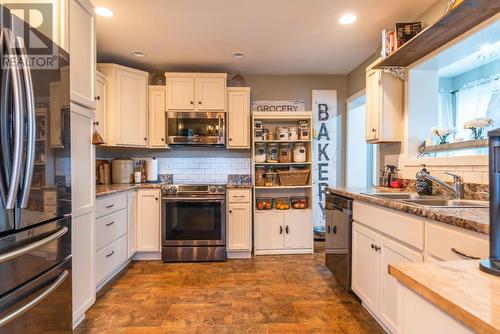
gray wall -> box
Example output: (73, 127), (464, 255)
(451, 59), (500, 90)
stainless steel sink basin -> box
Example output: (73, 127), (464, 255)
(367, 193), (435, 200)
(401, 199), (489, 208)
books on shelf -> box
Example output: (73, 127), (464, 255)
(381, 22), (422, 59)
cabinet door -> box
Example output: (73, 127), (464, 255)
(116, 69), (148, 146)
(166, 76), (195, 109)
(127, 191), (138, 258)
(70, 105), (95, 322)
(148, 86), (167, 147)
(365, 69), (380, 141)
(227, 203), (251, 251)
(49, 82), (63, 148)
(254, 211), (284, 250)
(137, 189), (161, 252)
(227, 88), (250, 148)
(69, 0), (96, 109)
(352, 222), (379, 312)
(284, 210), (313, 249)
(379, 237), (423, 333)
(95, 72), (107, 144)
(195, 77), (226, 110)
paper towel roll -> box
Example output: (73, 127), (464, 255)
(146, 157), (158, 182)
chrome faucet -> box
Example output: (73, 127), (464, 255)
(420, 171), (464, 199)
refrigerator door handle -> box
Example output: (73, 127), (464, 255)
(3, 29), (24, 210)
(15, 36), (35, 208)
(0, 270), (69, 327)
(0, 28), (7, 206)
(0, 226), (68, 264)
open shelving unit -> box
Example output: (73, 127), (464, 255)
(252, 111), (314, 255)
(372, 0), (500, 69)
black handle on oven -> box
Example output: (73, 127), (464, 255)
(162, 197), (225, 202)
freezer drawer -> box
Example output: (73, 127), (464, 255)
(0, 258), (72, 333)
(0, 217), (71, 296)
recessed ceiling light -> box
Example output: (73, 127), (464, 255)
(339, 13), (356, 25)
(232, 52), (245, 59)
(95, 7), (114, 17)
(130, 50), (146, 58)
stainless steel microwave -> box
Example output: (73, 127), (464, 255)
(167, 111), (225, 146)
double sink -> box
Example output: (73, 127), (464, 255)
(365, 192), (488, 208)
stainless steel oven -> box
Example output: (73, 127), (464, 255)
(167, 111), (225, 146)
(161, 185), (226, 262)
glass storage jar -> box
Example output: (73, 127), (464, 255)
(255, 143), (267, 163)
(266, 143), (279, 162)
(279, 143), (292, 163)
(264, 171), (279, 187)
(277, 127), (290, 141)
(293, 143), (307, 162)
(288, 127), (298, 140)
(255, 167), (266, 186)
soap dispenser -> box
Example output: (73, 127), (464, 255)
(416, 164), (433, 195)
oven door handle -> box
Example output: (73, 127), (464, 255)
(162, 197), (225, 202)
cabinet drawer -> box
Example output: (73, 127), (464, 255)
(96, 193), (127, 218)
(95, 209), (127, 251)
(353, 202), (424, 250)
(426, 222), (488, 261)
(227, 189), (251, 203)
(95, 235), (127, 284)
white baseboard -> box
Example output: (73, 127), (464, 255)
(72, 312), (85, 329)
(132, 252), (162, 260)
(227, 251), (252, 259)
(254, 248), (314, 256)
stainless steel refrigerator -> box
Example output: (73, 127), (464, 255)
(0, 4), (72, 333)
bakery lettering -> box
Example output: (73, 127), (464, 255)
(316, 103), (330, 218)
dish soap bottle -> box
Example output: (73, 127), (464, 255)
(416, 164), (433, 195)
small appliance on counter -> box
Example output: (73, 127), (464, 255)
(480, 129), (500, 276)
(111, 157), (134, 184)
(146, 157), (159, 182)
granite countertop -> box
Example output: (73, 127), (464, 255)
(389, 260), (500, 334)
(327, 186), (489, 235)
(96, 183), (164, 197)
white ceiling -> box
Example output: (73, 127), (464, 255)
(92, 0), (439, 74)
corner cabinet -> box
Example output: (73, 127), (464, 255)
(97, 63), (149, 147)
(165, 73), (227, 111)
(227, 189), (252, 258)
(365, 66), (403, 143)
(148, 86), (167, 148)
(136, 189), (161, 253)
(94, 70), (107, 144)
(227, 87), (251, 149)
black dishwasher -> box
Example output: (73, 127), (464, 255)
(325, 193), (353, 292)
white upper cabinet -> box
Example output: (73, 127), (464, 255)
(227, 87), (250, 149)
(195, 76), (226, 109)
(365, 65), (403, 143)
(95, 71), (107, 144)
(165, 73), (227, 111)
(97, 63), (149, 147)
(148, 86), (167, 148)
(166, 75), (195, 109)
(69, 0), (96, 109)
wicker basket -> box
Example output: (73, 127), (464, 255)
(277, 169), (310, 186)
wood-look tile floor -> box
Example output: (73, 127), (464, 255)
(75, 251), (385, 334)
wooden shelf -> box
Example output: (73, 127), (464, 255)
(420, 138), (488, 154)
(254, 162), (311, 165)
(254, 139), (312, 143)
(255, 209), (312, 213)
(372, 0), (500, 69)
(255, 185), (312, 189)
(252, 111), (312, 120)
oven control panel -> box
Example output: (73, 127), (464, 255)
(162, 184), (226, 196)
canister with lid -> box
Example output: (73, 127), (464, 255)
(288, 127), (298, 140)
(255, 143), (267, 163)
(277, 127), (290, 141)
(279, 143), (292, 163)
(293, 143), (307, 162)
(266, 143), (279, 163)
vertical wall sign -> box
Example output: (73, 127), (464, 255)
(312, 90), (338, 234)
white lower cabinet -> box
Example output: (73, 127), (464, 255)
(227, 189), (252, 258)
(254, 210), (313, 255)
(94, 191), (135, 289)
(127, 191), (138, 258)
(95, 235), (128, 284)
(136, 189), (161, 253)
